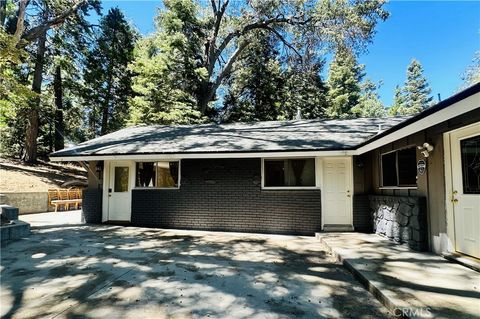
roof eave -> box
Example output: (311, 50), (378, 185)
(49, 149), (357, 162)
(354, 87), (479, 155)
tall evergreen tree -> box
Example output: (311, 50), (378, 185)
(460, 51), (480, 90)
(83, 8), (136, 137)
(128, 0), (388, 117)
(325, 49), (364, 118)
(0, 29), (34, 157)
(389, 85), (405, 116)
(400, 59), (433, 114)
(1, 0), (100, 161)
(128, 0), (206, 125)
(221, 32), (284, 122)
(281, 44), (328, 120)
(351, 79), (386, 117)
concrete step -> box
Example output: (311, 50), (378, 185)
(316, 232), (480, 319)
(322, 224), (354, 232)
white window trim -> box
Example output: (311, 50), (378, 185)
(380, 146), (418, 189)
(261, 157), (319, 190)
(133, 159), (181, 190)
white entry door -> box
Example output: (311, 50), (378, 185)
(450, 124), (480, 259)
(322, 157), (353, 228)
(107, 161), (133, 221)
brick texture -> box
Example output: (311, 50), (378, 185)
(131, 158), (321, 235)
(82, 188), (102, 223)
(353, 195), (372, 233)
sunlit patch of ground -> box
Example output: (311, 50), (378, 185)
(0, 224), (392, 319)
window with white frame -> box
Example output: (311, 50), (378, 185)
(381, 147), (417, 187)
(135, 161), (180, 188)
(263, 158), (316, 188)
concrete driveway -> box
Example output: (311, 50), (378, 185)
(1, 221), (391, 319)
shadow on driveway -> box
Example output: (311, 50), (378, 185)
(1, 225), (391, 318)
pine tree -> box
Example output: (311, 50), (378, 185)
(460, 51), (480, 90)
(221, 32), (284, 122)
(389, 85), (405, 116)
(400, 59), (433, 114)
(83, 8), (136, 137)
(326, 49), (364, 118)
(351, 79), (386, 117)
(282, 63), (328, 120)
(127, 0), (206, 126)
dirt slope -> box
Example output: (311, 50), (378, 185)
(0, 158), (87, 192)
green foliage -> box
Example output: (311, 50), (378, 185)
(1, 0), (392, 159)
(388, 85), (404, 116)
(351, 79), (386, 117)
(281, 63), (328, 120)
(389, 59), (433, 116)
(83, 8), (137, 137)
(221, 32), (285, 122)
(0, 30), (35, 156)
(397, 59), (433, 115)
(127, 0), (207, 125)
(460, 51), (480, 90)
(326, 49), (365, 118)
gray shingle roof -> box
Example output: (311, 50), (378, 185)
(50, 117), (409, 158)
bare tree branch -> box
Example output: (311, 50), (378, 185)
(210, 14), (309, 71)
(263, 26), (302, 59)
(206, 0), (229, 76)
(210, 0), (217, 14)
(19, 0), (88, 46)
(211, 40), (248, 94)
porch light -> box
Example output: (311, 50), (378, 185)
(417, 143), (434, 158)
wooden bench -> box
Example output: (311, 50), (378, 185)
(48, 188), (83, 212)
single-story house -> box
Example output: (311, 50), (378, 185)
(50, 83), (480, 259)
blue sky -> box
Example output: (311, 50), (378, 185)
(96, 1), (480, 106)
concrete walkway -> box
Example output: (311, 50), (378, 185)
(316, 232), (480, 319)
(19, 210), (82, 227)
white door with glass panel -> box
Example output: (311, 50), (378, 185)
(450, 124), (480, 259)
(322, 158), (352, 227)
(108, 161), (132, 221)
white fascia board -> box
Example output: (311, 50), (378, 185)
(354, 92), (480, 155)
(49, 149), (356, 162)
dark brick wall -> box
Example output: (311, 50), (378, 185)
(353, 195), (372, 233)
(131, 158), (321, 235)
(82, 188), (102, 223)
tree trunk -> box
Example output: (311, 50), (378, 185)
(100, 82), (111, 136)
(53, 65), (64, 151)
(24, 30), (46, 163)
(0, 0), (7, 27)
(197, 81), (215, 115)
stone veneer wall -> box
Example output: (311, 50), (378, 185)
(369, 195), (428, 251)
